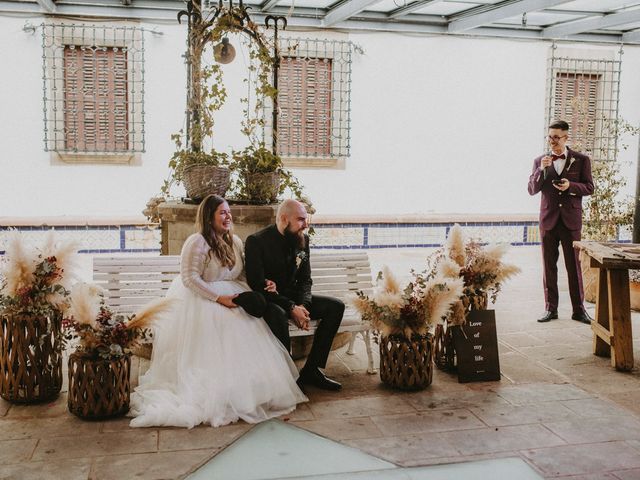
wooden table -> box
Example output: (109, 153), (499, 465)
(574, 241), (640, 371)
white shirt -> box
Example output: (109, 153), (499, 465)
(553, 148), (568, 175)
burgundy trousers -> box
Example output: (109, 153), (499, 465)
(540, 219), (585, 314)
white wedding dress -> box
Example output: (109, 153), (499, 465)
(129, 233), (307, 428)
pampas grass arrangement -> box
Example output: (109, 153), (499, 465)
(353, 266), (464, 338)
(0, 230), (79, 316)
(63, 283), (173, 359)
(434, 224), (521, 325)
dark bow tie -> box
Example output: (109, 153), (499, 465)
(551, 153), (566, 160)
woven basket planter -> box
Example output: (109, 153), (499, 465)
(67, 353), (131, 419)
(0, 312), (63, 403)
(243, 172), (280, 204)
(183, 165), (231, 200)
(379, 333), (434, 391)
(435, 292), (489, 372)
(434, 323), (459, 372)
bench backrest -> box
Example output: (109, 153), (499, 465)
(93, 252), (373, 315)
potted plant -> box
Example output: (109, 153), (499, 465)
(63, 283), (171, 419)
(353, 266), (463, 390)
(0, 231), (77, 403)
(430, 224), (520, 371)
(165, 134), (230, 201)
(578, 118), (637, 303)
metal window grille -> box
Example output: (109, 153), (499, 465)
(263, 38), (354, 159)
(545, 46), (622, 162)
(42, 23), (145, 154)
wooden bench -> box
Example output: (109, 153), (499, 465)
(93, 251), (376, 373)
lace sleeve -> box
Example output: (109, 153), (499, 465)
(180, 234), (220, 302)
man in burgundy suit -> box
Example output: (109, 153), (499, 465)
(528, 120), (594, 324)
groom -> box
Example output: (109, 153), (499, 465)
(245, 199), (345, 391)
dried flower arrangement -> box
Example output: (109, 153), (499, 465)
(353, 266), (464, 339)
(0, 231), (78, 318)
(63, 283), (173, 360)
(429, 224), (521, 325)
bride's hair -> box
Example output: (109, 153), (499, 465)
(195, 194), (236, 269)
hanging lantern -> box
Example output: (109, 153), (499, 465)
(213, 37), (236, 64)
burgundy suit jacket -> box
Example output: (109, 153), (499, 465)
(527, 147), (594, 232)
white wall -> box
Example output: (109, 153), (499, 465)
(1, 15), (638, 219)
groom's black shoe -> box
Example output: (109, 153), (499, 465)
(572, 311), (593, 325)
(297, 367), (342, 391)
(537, 310), (558, 323)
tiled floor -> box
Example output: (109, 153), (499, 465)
(2, 245), (640, 479)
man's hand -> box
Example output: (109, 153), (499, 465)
(291, 305), (310, 331)
(540, 155), (553, 171)
(217, 295), (239, 308)
(553, 178), (570, 191)
(264, 279), (278, 293)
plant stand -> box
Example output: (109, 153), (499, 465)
(67, 353), (131, 419)
(379, 334), (434, 391)
(0, 312), (62, 403)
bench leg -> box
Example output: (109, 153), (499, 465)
(347, 332), (357, 355)
(364, 329), (377, 374)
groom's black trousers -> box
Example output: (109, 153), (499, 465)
(263, 294), (344, 370)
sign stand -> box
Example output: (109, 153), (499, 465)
(452, 310), (501, 383)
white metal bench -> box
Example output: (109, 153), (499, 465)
(92, 251), (376, 373)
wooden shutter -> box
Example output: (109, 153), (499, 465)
(277, 57), (332, 157)
(554, 72), (599, 155)
(64, 46), (129, 151)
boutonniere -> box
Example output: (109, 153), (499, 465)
(295, 251), (307, 269)
(566, 158), (576, 172)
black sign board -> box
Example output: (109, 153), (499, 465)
(452, 309), (501, 383)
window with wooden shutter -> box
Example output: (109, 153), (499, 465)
(553, 72), (599, 157)
(63, 46), (129, 152)
(263, 38), (355, 165)
(545, 48), (621, 162)
(42, 23), (145, 160)
(277, 57), (332, 157)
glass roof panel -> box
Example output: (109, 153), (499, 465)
(413, 2), (482, 16)
(499, 11), (587, 27)
(547, 0), (640, 13)
(278, 0), (337, 8)
(364, 0), (410, 13)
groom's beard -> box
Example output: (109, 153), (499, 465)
(285, 223), (306, 250)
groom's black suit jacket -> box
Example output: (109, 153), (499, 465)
(245, 225), (312, 314)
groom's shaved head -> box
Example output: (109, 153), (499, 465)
(277, 199), (302, 220)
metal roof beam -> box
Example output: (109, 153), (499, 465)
(543, 8), (640, 38)
(388, 0), (441, 19)
(323, 0), (381, 27)
(260, 0), (280, 11)
(448, 0), (574, 33)
(622, 28), (640, 43)
(36, 0), (56, 12)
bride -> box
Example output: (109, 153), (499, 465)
(130, 194), (307, 428)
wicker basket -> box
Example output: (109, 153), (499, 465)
(183, 165), (231, 200)
(379, 333), (434, 391)
(67, 353), (131, 419)
(434, 323), (459, 372)
(435, 292), (489, 372)
(243, 172), (280, 204)
(0, 312), (63, 403)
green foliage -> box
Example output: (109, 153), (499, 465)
(582, 118), (639, 241)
